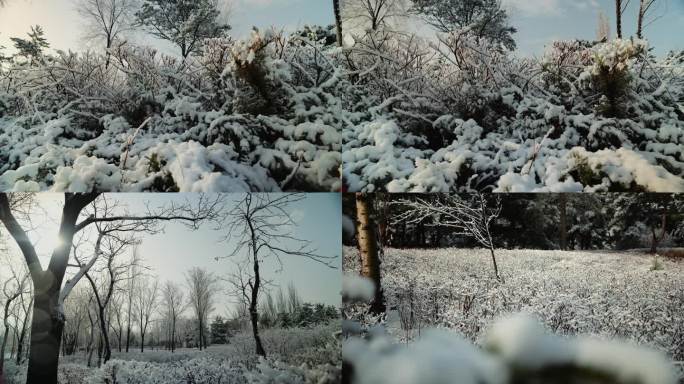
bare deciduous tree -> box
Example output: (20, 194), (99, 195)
(75, 216), (142, 364)
(135, 275), (158, 353)
(1, 267), (30, 378)
(161, 281), (185, 352)
(124, 246), (142, 353)
(394, 194), (503, 280)
(221, 194), (335, 357)
(185, 268), (215, 351)
(77, 0), (137, 66)
(343, 0), (407, 32)
(637, 0), (664, 39)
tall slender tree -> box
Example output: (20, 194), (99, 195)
(186, 268), (215, 350)
(135, 276), (158, 353)
(162, 281), (185, 353)
(221, 194), (335, 357)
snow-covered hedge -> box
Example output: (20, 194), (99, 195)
(342, 32), (684, 192)
(0, 27), (344, 192)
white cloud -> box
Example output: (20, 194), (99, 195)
(569, 0), (601, 11)
(235, 0), (303, 8)
(502, 0), (562, 16)
(502, 0), (602, 17)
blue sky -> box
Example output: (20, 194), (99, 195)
(0, 0), (333, 55)
(1, 0), (681, 57)
(502, 0), (684, 56)
(1, 193), (341, 316)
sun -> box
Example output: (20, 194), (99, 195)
(42, 233), (66, 252)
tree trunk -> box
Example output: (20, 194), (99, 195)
(650, 211), (667, 254)
(125, 326), (131, 353)
(198, 319), (203, 351)
(559, 195), (568, 250)
(98, 309), (111, 363)
(97, 335), (103, 368)
(355, 193), (385, 315)
(333, 0), (343, 47)
(637, 0), (645, 39)
(171, 319), (176, 353)
(87, 312), (95, 368)
(1, 323), (10, 377)
(479, 196), (500, 280)
(616, 0), (623, 38)
(488, 245), (500, 280)
(16, 312), (28, 365)
(25, 289), (65, 384)
(248, 219), (267, 357)
(249, 305), (265, 357)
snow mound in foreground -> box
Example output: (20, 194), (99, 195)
(485, 313), (678, 384)
(344, 313), (679, 384)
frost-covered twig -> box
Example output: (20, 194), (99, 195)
(392, 194), (503, 279)
(522, 127), (555, 176)
(280, 156), (302, 191)
(121, 116), (152, 171)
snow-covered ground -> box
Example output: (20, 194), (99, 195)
(2, 324), (341, 384)
(343, 247), (684, 362)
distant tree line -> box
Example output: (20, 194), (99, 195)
(344, 194), (684, 252)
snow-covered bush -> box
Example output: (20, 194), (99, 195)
(342, 31), (684, 192)
(0, 27), (343, 192)
(3, 325), (340, 384)
(86, 357), (244, 384)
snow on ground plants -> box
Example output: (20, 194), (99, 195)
(2, 324), (341, 384)
(0, 27), (344, 192)
(342, 247), (684, 383)
(343, 247), (684, 360)
(341, 32), (684, 192)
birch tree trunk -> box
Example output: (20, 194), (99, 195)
(355, 193), (385, 314)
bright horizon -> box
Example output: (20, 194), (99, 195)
(0, 0), (334, 56)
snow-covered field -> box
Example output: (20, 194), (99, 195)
(2, 325), (341, 384)
(343, 247), (684, 362)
